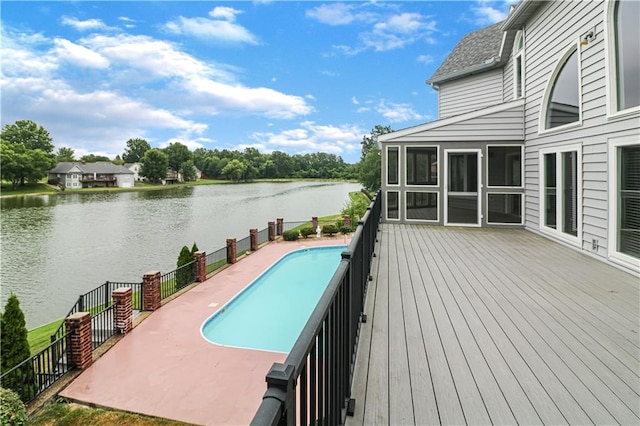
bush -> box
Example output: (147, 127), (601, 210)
(176, 245), (195, 289)
(282, 230), (299, 241)
(300, 227), (315, 238)
(322, 224), (338, 236)
(340, 226), (352, 235)
(0, 388), (27, 425)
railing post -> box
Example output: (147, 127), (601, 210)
(194, 251), (207, 282)
(104, 281), (110, 309)
(226, 238), (237, 264)
(312, 216), (318, 230)
(276, 218), (284, 236)
(268, 221), (276, 241)
(78, 294), (84, 312)
(142, 271), (161, 311)
(112, 287), (133, 334)
(65, 312), (93, 370)
(262, 363), (296, 426)
(250, 228), (259, 252)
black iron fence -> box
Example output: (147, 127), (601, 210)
(258, 227), (269, 245)
(251, 192), (381, 426)
(237, 235), (251, 257)
(160, 260), (196, 299)
(0, 331), (72, 403)
(206, 247), (227, 275)
(91, 303), (116, 350)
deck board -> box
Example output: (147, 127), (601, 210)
(347, 224), (640, 426)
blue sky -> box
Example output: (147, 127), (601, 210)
(1, 1), (513, 164)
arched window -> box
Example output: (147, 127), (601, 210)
(612, 0), (640, 111)
(543, 45), (580, 130)
(513, 30), (525, 99)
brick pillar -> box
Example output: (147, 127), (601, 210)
(344, 215), (351, 228)
(312, 216), (318, 230)
(268, 221), (276, 241)
(226, 238), (237, 264)
(142, 271), (161, 311)
(66, 312), (93, 369)
(250, 228), (258, 251)
(112, 287), (133, 334)
(276, 218), (284, 236)
(194, 251), (206, 282)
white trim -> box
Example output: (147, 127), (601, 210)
(604, 0), (640, 118)
(385, 145), (400, 187)
(538, 143), (583, 247)
(607, 136), (640, 272)
(405, 191), (439, 223)
(486, 144), (524, 189)
(538, 41), (583, 135)
(444, 148), (482, 227)
(486, 192), (525, 225)
(385, 190), (401, 221)
(513, 30), (526, 100)
(404, 145), (439, 188)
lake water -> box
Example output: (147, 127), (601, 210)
(0, 181), (361, 328)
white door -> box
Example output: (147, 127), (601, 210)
(444, 149), (482, 226)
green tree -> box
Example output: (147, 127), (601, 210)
(112, 155), (124, 165)
(79, 154), (111, 163)
(0, 142), (54, 189)
(176, 245), (195, 289)
(190, 242), (199, 256)
(180, 160), (198, 182)
(0, 294), (36, 402)
(358, 146), (381, 192)
(55, 147), (75, 162)
(122, 138), (151, 163)
(221, 159), (247, 182)
(361, 125), (392, 161)
(164, 142), (191, 173)
(140, 149), (169, 183)
(1, 120), (54, 154)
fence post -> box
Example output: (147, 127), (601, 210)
(276, 218), (284, 236)
(194, 251), (207, 282)
(104, 281), (110, 309)
(344, 215), (351, 229)
(142, 271), (161, 311)
(312, 216), (318, 230)
(268, 221), (276, 241)
(226, 238), (237, 264)
(66, 312), (93, 370)
(250, 229), (259, 252)
(112, 287), (133, 334)
(266, 363), (296, 426)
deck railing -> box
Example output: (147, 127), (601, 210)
(160, 261), (196, 299)
(251, 192), (381, 426)
(91, 303), (116, 350)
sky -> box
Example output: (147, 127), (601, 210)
(1, 1), (515, 164)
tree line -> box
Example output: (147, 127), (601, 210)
(1, 119), (391, 190)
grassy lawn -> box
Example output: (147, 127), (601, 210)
(1, 181), (57, 197)
(28, 320), (63, 355)
(30, 402), (190, 426)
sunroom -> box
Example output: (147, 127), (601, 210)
(378, 99), (525, 227)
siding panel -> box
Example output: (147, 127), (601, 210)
(439, 69), (504, 118)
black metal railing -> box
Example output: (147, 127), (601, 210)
(237, 235), (251, 257)
(160, 261), (196, 299)
(91, 303), (116, 350)
(251, 192), (381, 426)
(258, 227), (269, 245)
(107, 281), (143, 311)
(0, 331), (72, 404)
(206, 247), (227, 275)
(282, 221), (308, 232)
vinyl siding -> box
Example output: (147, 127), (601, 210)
(438, 69), (504, 118)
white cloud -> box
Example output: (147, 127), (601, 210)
(209, 6), (241, 21)
(163, 8), (259, 44)
(362, 13), (438, 52)
(417, 54), (435, 64)
(352, 97), (360, 105)
(376, 100), (425, 123)
(53, 38), (110, 68)
(306, 3), (358, 25)
(469, 1), (511, 25)
(60, 16), (111, 31)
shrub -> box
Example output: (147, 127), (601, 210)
(282, 230), (299, 241)
(340, 226), (352, 235)
(300, 227), (315, 238)
(176, 245), (195, 289)
(322, 224), (338, 236)
(0, 388), (27, 425)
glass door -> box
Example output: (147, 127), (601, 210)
(445, 150), (481, 226)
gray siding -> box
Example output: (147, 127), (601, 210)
(438, 69), (504, 118)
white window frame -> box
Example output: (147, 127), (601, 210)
(538, 41), (583, 135)
(404, 145), (439, 188)
(385, 146), (400, 187)
(608, 136), (640, 271)
(405, 191), (439, 223)
(513, 30), (525, 100)
(486, 192), (524, 225)
(538, 144), (583, 246)
(386, 190), (401, 222)
(444, 148), (482, 227)
(486, 144), (524, 189)
(604, 0), (640, 118)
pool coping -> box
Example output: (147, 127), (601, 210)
(59, 238), (350, 425)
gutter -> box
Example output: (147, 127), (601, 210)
(501, 0), (544, 31)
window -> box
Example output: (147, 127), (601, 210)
(611, 0), (640, 112)
(387, 191), (399, 220)
(387, 147), (399, 185)
(406, 192), (438, 221)
(406, 146), (438, 185)
(513, 30), (525, 99)
(488, 146), (522, 187)
(540, 145), (582, 243)
(487, 194), (523, 224)
(543, 45), (581, 130)
(609, 139), (640, 266)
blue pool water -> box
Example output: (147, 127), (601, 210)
(200, 245), (346, 353)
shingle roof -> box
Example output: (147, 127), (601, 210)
(427, 21), (505, 85)
(49, 161), (133, 174)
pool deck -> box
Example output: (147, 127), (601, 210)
(59, 238), (349, 426)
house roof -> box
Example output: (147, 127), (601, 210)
(427, 20), (505, 86)
(50, 162), (134, 174)
(501, 0), (545, 31)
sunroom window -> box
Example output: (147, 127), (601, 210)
(616, 145), (640, 258)
(545, 47), (580, 129)
(406, 147), (437, 185)
(387, 147), (399, 185)
(613, 0), (640, 111)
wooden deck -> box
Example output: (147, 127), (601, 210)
(347, 224), (640, 425)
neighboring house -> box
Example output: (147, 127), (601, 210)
(124, 162), (143, 181)
(49, 162), (135, 189)
(378, 0), (639, 274)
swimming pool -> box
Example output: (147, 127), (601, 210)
(200, 245), (347, 353)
